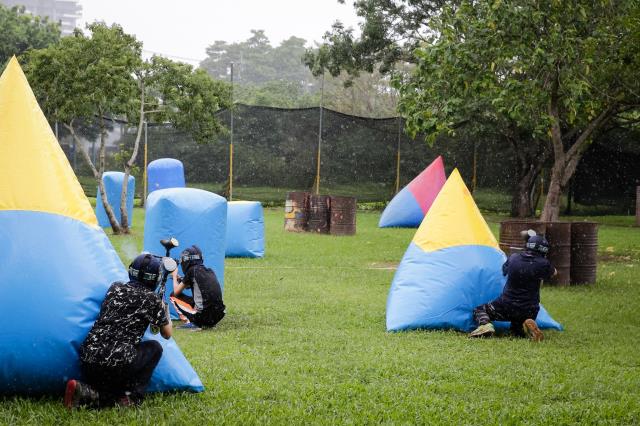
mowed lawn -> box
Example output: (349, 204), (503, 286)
(2, 208), (639, 425)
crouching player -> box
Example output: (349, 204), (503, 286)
(170, 245), (226, 330)
(64, 253), (172, 408)
(469, 235), (557, 341)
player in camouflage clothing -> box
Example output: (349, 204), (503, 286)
(64, 253), (172, 408)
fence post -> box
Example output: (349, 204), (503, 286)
(636, 186), (640, 226)
(142, 121), (148, 208)
(229, 62), (234, 201)
(395, 117), (401, 194)
(315, 72), (324, 195)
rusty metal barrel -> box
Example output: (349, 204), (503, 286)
(284, 191), (310, 232)
(570, 222), (599, 285)
(330, 196), (357, 236)
(308, 195), (331, 234)
(544, 221), (572, 286)
(636, 186), (640, 227)
(499, 220), (547, 256)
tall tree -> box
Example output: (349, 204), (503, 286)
(24, 23), (138, 233)
(25, 23), (231, 234)
(0, 4), (60, 65)
(308, 0), (640, 220)
(397, 0), (640, 221)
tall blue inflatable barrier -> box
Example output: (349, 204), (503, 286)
(386, 169), (562, 332)
(147, 158), (186, 193)
(0, 57), (203, 395)
(226, 201), (265, 258)
(144, 188), (227, 318)
(95, 171), (135, 228)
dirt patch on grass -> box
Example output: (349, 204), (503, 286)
(368, 262), (398, 270)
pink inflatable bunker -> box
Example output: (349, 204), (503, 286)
(379, 156), (446, 228)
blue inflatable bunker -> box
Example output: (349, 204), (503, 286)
(144, 188), (227, 318)
(386, 169), (562, 333)
(147, 158), (186, 193)
(95, 171), (135, 228)
(226, 201), (265, 258)
(0, 57), (203, 395)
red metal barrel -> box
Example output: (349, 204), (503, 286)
(308, 195), (330, 234)
(499, 220), (546, 256)
(284, 191), (309, 232)
(544, 221), (572, 286)
(570, 222), (599, 285)
(330, 196), (357, 236)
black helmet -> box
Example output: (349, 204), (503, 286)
(525, 235), (550, 256)
(128, 253), (161, 290)
(180, 245), (203, 272)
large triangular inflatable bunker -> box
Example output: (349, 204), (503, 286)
(0, 57), (203, 395)
(386, 169), (562, 332)
(379, 156), (446, 228)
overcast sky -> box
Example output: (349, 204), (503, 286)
(79, 0), (361, 66)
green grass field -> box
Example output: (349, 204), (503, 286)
(2, 209), (639, 425)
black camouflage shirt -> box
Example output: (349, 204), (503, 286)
(79, 282), (168, 367)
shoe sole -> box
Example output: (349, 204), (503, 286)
(469, 330), (494, 338)
(63, 380), (77, 409)
(524, 319), (544, 342)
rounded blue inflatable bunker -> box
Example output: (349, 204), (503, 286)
(0, 57), (202, 396)
(144, 188), (227, 317)
(147, 158), (186, 193)
(226, 201), (265, 258)
(95, 171), (135, 228)
(0, 212), (204, 395)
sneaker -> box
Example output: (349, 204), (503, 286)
(64, 379), (99, 409)
(469, 323), (495, 338)
(523, 319), (544, 342)
(116, 395), (135, 408)
(177, 322), (202, 331)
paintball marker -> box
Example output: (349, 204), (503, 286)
(150, 237), (179, 334)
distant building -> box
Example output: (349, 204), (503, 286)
(1, 0), (82, 36)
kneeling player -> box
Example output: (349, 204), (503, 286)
(170, 245), (226, 330)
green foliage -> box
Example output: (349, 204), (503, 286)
(2, 209), (639, 423)
(0, 4), (60, 66)
(201, 30), (398, 116)
(398, 1), (640, 143)
(303, 0), (442, 77)
(150, 56), (231, 144)
(202, 30), (312, 85)
(23, 23), (141, 124)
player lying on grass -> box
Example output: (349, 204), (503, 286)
(470, 234), (557, 341)
(170, 245), (226, 330)
(64, 253), (172, 408)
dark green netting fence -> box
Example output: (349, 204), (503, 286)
(54, 104), (639, 211)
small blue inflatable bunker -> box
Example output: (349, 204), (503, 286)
(0, 57), (203, 395)
(144, 188), (227, 317)
(226, 201), (265, 258)
(147, 158), (186, 193)
(95, 171), (135, 228)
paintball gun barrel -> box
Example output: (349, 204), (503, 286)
(150, 237), (180, 334)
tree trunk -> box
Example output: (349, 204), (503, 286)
(119, 83), (146, 234)
(511, 171), (536, 217)
(66, 121), (122, 233)
(540, 75), (615, 221)
(505, 130), (547, 218)
(98, 116), (123, 233)
(540, 162), (564, 222)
